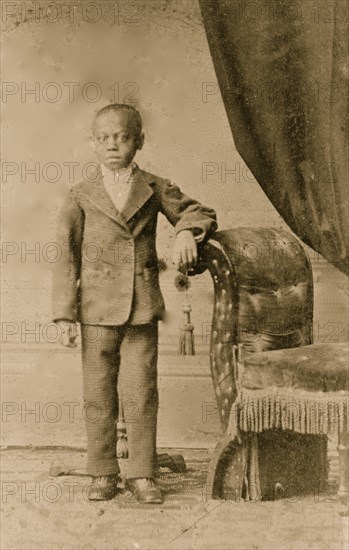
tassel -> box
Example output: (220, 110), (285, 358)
(175, 270), (195, 356)
(178, 303), (195, 355)
(116, 382), (128, 459)
(116, 418), (128, 459)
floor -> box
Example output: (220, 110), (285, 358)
(1, 447), (348, 550)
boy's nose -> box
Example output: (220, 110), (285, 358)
(107, 136), (118, 148)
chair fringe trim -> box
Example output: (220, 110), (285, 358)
(228, 388), (349, 438)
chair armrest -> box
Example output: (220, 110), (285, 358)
(199, 227), (314, 429)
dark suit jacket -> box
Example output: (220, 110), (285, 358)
(52, 165), (217, 325)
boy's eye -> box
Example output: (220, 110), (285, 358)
(95, 133), (130, 144)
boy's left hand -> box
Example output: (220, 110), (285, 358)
(173, 230), (198, 271)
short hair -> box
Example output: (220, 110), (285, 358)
(92, 103), (142, 137)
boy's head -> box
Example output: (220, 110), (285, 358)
(91, 104), (144, 171)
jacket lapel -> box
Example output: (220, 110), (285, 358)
(79, 165), (155, 229)
(122, 167), (155, 223)
(80, 168), (129, 230)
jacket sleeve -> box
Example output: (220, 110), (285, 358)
(157, 179), (217, 242)
(51, 188), (84, 323)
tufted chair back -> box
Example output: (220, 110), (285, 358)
(200, 227), (313, 429)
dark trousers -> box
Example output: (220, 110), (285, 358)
(81, 321), (158, 478)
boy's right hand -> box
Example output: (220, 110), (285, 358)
(56, 321), (78, 348)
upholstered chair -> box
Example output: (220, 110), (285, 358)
(196, 228), (348, 505)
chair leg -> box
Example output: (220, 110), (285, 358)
(246, 433), (262, 501)
(206, 433), (246, 501)
(337, 430), (349, 512)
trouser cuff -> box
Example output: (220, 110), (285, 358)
(126, 464), (155, 479)
(86, 459), (120, 477)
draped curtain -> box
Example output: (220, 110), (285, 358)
(199, 0), (348, 275)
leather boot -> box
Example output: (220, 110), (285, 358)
(126, 478), (163, 504)
(87, 475), (121, 501)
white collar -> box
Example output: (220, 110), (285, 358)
(100, 162), (136, 182)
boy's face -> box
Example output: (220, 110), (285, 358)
(92, 110), (144, 171)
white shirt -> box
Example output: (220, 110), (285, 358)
(101, 163), (136, 212)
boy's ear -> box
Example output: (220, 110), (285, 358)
(136, 132), (145, 151)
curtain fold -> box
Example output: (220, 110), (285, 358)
(199, 0), (348, 275)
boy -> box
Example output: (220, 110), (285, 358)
(52, 104), (217, 503)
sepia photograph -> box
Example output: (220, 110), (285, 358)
(1, 1), (348, 549)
